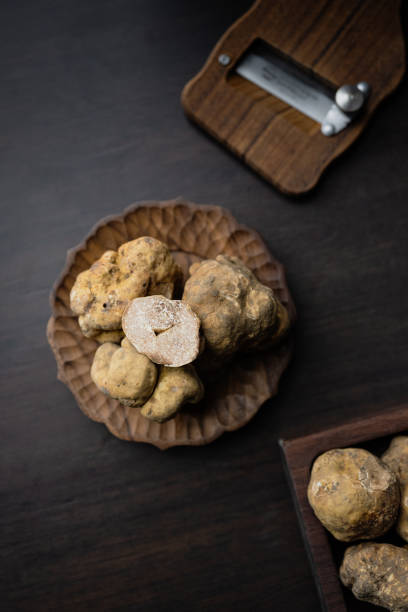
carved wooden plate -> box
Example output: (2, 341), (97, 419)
(47, 199), (296, 449)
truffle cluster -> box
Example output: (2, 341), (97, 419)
(308, 439), (408, 611)
(70, 236), (291, 423)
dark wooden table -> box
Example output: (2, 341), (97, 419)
(1, 2), (407, 610)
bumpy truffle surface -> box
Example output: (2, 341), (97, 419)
(182, 255), (289, 362)
(382, 436), (408, 542)
(340, 543), (408, 611)
(91, 338), (157, 407)
(94, 330), (124, 344)
(141, 364), (204, 423)
(307, 448), (400, 542)
(70, 237), (181, 338)
(122, 295), (201, 367)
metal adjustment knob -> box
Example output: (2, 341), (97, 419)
(335, 85), (365, 113)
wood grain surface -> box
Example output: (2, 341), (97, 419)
(1, 1), (408, 611)
(281, 405), (408, 611)
(182, 0), (405, 195)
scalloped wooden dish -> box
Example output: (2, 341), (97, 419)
(47, 199), (296, 449)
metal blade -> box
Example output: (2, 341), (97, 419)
(235, 47), (353, 135)
(236, 52), (333, 123)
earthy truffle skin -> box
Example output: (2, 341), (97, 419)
(70, 237), (182, 338)
(122, 295), (201, 367)
(94, 329), (124, 344)
(382, 436), (408, 542)
(141, 364), (204, 423)
(90, 338), (157, 407)
(182, 255), (290, 362)
(340, 543), (408, 611)
(307, 448), (400, 542)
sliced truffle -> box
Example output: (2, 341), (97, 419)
(382, 436), (408, 542)
(91, 338), (157, 407)
(141, 364), (204, 423)
(70, 237), (182, 338)
(182, 255), (290, 363)
(340, 543), (408, 611)
(307, 448), (400, 542)
(122, 295), (201, 367)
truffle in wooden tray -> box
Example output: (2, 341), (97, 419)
(280, 405), (408, 611)
(47, 199), (296, 449)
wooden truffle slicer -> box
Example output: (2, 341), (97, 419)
(182, 0), (405, 195)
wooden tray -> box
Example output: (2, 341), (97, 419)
(47, 199), (296, 449)
(182, 0), (405, 195)
(279, 405), (408, 611)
